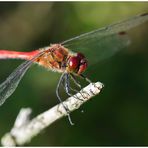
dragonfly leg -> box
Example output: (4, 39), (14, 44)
(69, 74), (88, 100)
(70, 73), (82, 89)
(80, 74), (92, 83)
(67, 75), (84, 95)
(56, 73), (74, 125)
(64, 74), (83, 101)
(76, 74), (93, 97)
(79, 74), (103, 94)
(63, 74), (74, 97)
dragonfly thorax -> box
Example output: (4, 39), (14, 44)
(37, 44), (87, 75)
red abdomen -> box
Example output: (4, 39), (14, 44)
(0, 50), (39, 60)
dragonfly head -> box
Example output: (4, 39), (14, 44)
(67, 52), (87, 75)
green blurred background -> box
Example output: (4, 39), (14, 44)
(0, 2), (148, 146)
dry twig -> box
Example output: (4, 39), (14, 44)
(1, 81), (103, 146)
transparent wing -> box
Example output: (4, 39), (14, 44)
(0, 51), (44, 106)
(67, 32), (130, 66)
(62, 13), (148, 66)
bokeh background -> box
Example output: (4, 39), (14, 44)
(0, 2), (148, 146)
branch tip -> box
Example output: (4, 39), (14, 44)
(1, 81), (103, 146)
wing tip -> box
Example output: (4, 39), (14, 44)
(118, 31), (127, 36)
(117, 31), (131, 46)
(139, 12), (148, 17)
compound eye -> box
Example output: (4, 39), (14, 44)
(77, 53), (85, 59)
(80, 59), (86, 64)
(77, 59), (87, 75)
(69, 57), (79, 70)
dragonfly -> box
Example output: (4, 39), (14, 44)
(0, 13), (148, 121)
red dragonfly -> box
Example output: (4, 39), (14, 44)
(0, 13), (148, 107)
